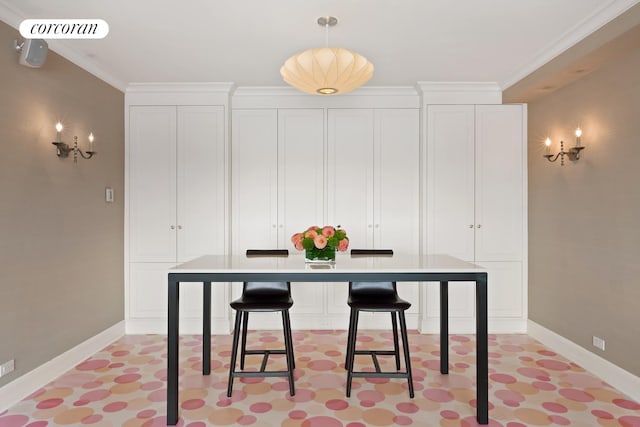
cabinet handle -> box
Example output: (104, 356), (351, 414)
(178, 225), (183, 230)
(279, 224), (283, 229)
(469, 224), (474, 228)
(375, 224), (380, 229)
(272, 224), (276, 228)
(477, 224), (482, 228)
(368, 224), (373, 228)
(170, 225), (175, 230)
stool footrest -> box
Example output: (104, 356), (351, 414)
(232, 371), (290, 378)
(350, 371), (410, 378)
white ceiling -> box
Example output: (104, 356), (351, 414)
(1, 0), (638, 92)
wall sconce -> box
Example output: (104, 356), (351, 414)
(52, 122), (96, 163)
(543, 128), (585, 166)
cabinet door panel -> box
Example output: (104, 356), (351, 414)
(475, 105), (523, 261)
(278, 109), (325, 314)
(231, 110), (278, 252)
(327, 109), (374, 248)
(426, 105), (475, 261)
(129, 106), (177, 262)
(376, 109), (420, 312)
(478, 261), (523, 318)
(177, 106), (226, 262)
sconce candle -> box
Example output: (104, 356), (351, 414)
(575, 128), (582, 147)
(544, 137), (551, 155)
(55, 122), (63, 142)
(89, 132), (95, 152)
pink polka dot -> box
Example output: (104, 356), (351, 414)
(495, 390), (524, 404)
(112, 350), (129, 357)
(614, 399), (640, 410)
(441, 410), (459, 420)
(259, 335), (278, 343)
(549, 415), (570, 425)
(538, 349), (557, 356)
(346, 423), (367, 427)
(25, 422), (48, 427)
(360, 400), (375, 407)
(82, 382), (102, 389)
(289, 410), (307, 419)
(619, 416), (640, 427)
(250, 402), (272, 413)
(536, 359), (570, 371)
(324, 350), (341, 357)
(592, 410), (613, 419)
(237, 415), (257, 425)
(290, 388), (315, 402)
(307, 360), (338, 371)
(490, 373), (517, 384)
(82, 414), (103, 424)
(356, 390), (384, 403)
(141, 381), (163, 391)
(109, 363), (125, 368)
(394, 415), (412, 425)
(103, 401), (127, 412)
(36, 398), (63, 409)
(181, 399), (205, 410)
(0, 415), (30, 426)
(533, 381), (556, 391)
(115, 373), (141, 384)
(423, 388), (454, 402)
(326, 399), (348, 410)
(517, 367), (551, 380)
(297, 345), (316, 352)
(302, 416), (343, 427)
(79, 389), (110, 402)
(397, 402), (419, 413)
(76, 359), (110, 371)
(137, 409), (156, 419)
(451, 335), (470, 342)
(147, 389), (166, 402)
(542, 402), (568, 413)
(185, 423), (208, 427)
(74, 400), (90, 406)
(506, 423), (527, 427)
(559, 388), (594, 402)
(356, 335), (374, 342)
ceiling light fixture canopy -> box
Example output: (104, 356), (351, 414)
(280, 16), (374, 96)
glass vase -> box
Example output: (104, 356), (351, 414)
(305, 246), (336, 263)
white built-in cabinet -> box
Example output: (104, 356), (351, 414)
(423, 104), (527, 332)
(125, 85), (231, 334)
(231, 109), (326, 327)
(326, 109), (420, 322)
(124, 85), (527, 335)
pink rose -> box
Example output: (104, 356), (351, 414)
(322, 226), (336, 238)
(338, 238), (349, 252)
(305, 229), (318, 239)
(295, 241), (304, 250)
(291, 232), (303, 245)
(307, 225), (320, 231)
(314, 235), (327, 249)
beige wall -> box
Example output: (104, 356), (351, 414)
(528, 46), (640, 375)
(0, 21), (124, 386)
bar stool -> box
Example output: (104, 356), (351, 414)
(227, 249), (296, 397)
(345, 249), (414, 398)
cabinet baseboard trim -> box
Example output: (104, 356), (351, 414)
(418, 318), (527, 334)
(125, 318), (232, 335)
(0, 321), (125, 412)
(527, 320), (640, 403)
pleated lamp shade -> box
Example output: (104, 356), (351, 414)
(280, 47), (374, 95)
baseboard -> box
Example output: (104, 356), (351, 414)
(418, 317), (527, 334)
(0, 321), (125, 412)
(528, 320), (640, 403)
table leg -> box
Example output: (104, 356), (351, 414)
(476, 274), (489, 424)
(440, 281), (449, 374)
(167, 276), (180, 425)
(203, 282), (211, 375)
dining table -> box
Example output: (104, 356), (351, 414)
(166, 253), (489, 425)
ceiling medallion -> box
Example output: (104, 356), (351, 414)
(280, 16), (374, 95)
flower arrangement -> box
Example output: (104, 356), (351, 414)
(291, 225), (349, 262)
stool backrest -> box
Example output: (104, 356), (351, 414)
(244, 249), (290, 295)
(349, 281), (397, 296)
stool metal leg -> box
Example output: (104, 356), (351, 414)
(282, 310), (296, 396)
(398, 311), (414, 398)
(240, 311), (249, 370)
(391, 312), (400, 370)
(345, 308), (357, 371)
(346, 308), (359, 397)
(227, 310), (243, 397)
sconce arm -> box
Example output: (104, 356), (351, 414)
(544, 152), (563, 163)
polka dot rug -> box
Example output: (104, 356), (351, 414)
(1, 331), (639, 426)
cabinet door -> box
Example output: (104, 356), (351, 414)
(231, 109), (278, 252)
(129, 106), (177, 262)
(475, 105), (523, 261)
(278, 109), (325, 315)
(327, 109), (375, 247)
(426, 105), (476, 261)
(375, 109), (420, 312)
(176, 106), (226, 262)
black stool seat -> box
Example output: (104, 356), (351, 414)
(227, 251), (296, 398)
(348, 281), (411, 311)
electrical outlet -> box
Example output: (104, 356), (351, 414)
(0, 359), (15, 378)
(105, 187), (114, 203)
(592, 336), (606, 351)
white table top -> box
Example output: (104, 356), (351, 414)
(169, 253), (486, 274)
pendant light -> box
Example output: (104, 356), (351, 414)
(280, 16), (374, 95)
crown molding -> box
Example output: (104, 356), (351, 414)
(416, 81), (502, 105)
(0, 0), (126, 92)
(126, 82), (236, 94)
(501, 0), (640, 90)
